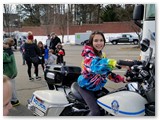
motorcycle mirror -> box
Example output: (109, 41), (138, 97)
(145, 47), (153, 67)
(137, 65), (143, 70)
(131, 65), (139, 71)
(64, 70), (68, 76)
(140, 38), (150, 52)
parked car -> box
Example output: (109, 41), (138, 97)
(81, 39), (89, 45)
(109, 34), (139, 45)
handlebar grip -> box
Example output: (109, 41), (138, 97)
(116, 65), (121, 69)
(117, 60), (135, 67)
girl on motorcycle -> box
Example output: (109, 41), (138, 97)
(77, 31), (124, 116)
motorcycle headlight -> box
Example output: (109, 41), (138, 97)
(46, 72), (55, 79)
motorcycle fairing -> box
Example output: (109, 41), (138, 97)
(97, 91), (147, 116)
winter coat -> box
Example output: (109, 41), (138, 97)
(46, 38), (51, 49)
(46, 54), (57, 65)
(38, 47), (45, 64)
(20, 43), (25, 54)
(77, 45), (117, 91)
(24, 40), (40, 62)
(3, 48), (17, 79)
(55, 48), (65, 64)
(44, 48), (49, 60)
(49, 36), (61, 51)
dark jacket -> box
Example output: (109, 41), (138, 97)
(3, 48), (17, 79)
(24, 41), (40, 62)
(20, 43), (25, 54)
(39, 47), (45, 64)
(55, 48), (65, 64)
(49, 36), (61, 51)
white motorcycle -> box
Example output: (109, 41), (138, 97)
(27, 39), (155, 116)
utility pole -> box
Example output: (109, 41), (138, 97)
(67, 4), (69, 42)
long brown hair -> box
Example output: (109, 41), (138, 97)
(37, 41), (44, 49)
(86, 31), (106, 57)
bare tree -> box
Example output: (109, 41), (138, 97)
(3, 4), (16, 35)
(38, 4), (56, 35)
(56, 4), (67, 43)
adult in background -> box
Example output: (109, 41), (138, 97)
(24, 31), (41, 80)
(34, 39), (37, 45)
(3, 38), (20, 107)
(46, 34), (51, 49)
(13, 37), (17, 50)
(20, 40), (26, 65)
(49, 32), (61, 51)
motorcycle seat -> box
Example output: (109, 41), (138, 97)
(71, 82), (83, 101)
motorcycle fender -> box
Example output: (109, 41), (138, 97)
(29, 90), (69, 116)
(97, 91), (147, 116)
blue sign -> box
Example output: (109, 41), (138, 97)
(33, 98), (46, 111)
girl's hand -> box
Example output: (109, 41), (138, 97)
(108, 73), (124, 83)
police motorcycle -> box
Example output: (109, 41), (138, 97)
(27, 39), (155, 116)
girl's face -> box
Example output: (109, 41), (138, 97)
(92, 34), (105, 52)
(58, 45), (62, 49)
(38, 43), (42, 48)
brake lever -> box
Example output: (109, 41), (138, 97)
(116, 65), (122, 69)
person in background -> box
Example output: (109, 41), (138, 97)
(55, 43), (65, 65)
(44, 45), (49, 65)
(37, 41), (45, 71)
(49, 32), (61, 51)
(46, 49), (57, 65)
(45, 49), (57, 90)
(18, 38), (22, 46)
(34, 39), (37, 45)
(24, 31), (41, 80)
(46, 34), (51, 49)
(3, 75), (13, 116)
(77, 31), (124, 116)
(13, 37), (17, 50)
(3, 38), (20, 107)
(20, 40), (26, 65)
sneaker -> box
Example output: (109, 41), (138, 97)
(33, 74), (36, 78)
(29, 77), (34, 80)
(36, 76), (41, 80)
(11, 100), (20, 107)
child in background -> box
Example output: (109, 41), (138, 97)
(44, 45), (49, 65)
(46, 49), (57, 65)
(3, 38), (20, 106)
(37, 41), (45, 71)
(55, 43), (65, 65)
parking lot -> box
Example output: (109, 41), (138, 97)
(8, 44), (140, 116)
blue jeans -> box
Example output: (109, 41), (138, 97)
(10, 78), (18, 102)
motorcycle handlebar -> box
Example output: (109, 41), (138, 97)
(117, 60), (135, 67)
(115, 65), (122, 69)
(117, 60), (143, 67)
